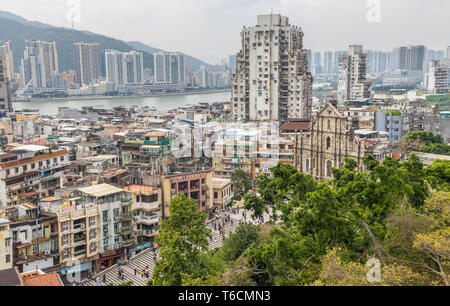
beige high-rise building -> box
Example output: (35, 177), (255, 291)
(23, 40), (59, 80)
(338, 45), (372, 102)
(74, 42), (102, 86)
(231, 14), (313, 122)
(0, 53), (13, 113)
(40, 41), (59, 77)
(0, 41), (14, 80)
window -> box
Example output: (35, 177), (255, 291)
(327, 137), (331, 150)
(326, 160), (333, 177)
(62, 222), (70, 232)
(6, 254), (11, 263)
(63, 234), (70, 246)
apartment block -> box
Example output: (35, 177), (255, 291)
(0, 146), (70, 207)
(161, 170), (213, 218)
(231, 14), (313, 121)
(74, 43), (102, 86)
(338, 45), (372, 102)
(78, 184), (134, 267)
(124, 185), (161, 250)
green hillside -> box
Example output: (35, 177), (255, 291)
(0, 12), (216, 75)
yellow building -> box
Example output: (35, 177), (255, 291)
(212, 178), (234, 209)
(0, 216), (12, 271)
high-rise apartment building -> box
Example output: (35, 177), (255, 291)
(0, 41), (14, 80)
(313, 52), (322, 75)
(40, 41), (59, 78)
(20, 40), (58, 88)
(74, 43), (102, 86)
(153, 52), (185, 85)
(425, 60), (449, 94)
(0, 53), (13, 114)
(447, 46), (450, 59)
(338, 45), (372, 102)
(323, 51), (334, 74)
(105, 50), (144, 86)
(231, 14), (313, 121)
(391, 45), (426, 72)
(20, 40), (47, 89)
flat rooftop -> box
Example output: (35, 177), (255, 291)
(79, 183), (124, 198)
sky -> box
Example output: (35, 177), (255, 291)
(2, 0), (449, 64)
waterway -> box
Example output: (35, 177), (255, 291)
(13, 90), (231, 116)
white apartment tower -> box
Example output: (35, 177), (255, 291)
(231, 14), (313, 121)
(338, 45), (372, 102)
(425, 60), (449, 95)
(154, 52), (185, 85)
(105, 50), (144, 86)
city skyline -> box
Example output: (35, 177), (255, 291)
(1, 0), (449, 64)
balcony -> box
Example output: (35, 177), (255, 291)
(72, 223), (86, 233)
(119, 212), (134, 221)
(135, 202), (159, 211)
(142, 229), (159, 237)
(119, 225), (133, 235)
(136, 215), (159, 226)
(73, 249), (87, 257)
(122, 238), (135, 247)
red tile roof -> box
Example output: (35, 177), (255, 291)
(280, 121), (311, 132)
(22, 272), (64, 286)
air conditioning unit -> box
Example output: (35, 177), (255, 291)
(44, 250), (51, 255)
(80, 224), (86, 229)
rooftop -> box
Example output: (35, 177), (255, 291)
(21, 271), (64, 286)
(79, 183), (124, 198)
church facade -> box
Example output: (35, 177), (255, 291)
(295, 103), (374, 179)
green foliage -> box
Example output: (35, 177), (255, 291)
(386, 110), (401, 116)
(151, 194), (211, 286)
(220, 223), (259, 262)
(151, 156), (448, 286)
(232, 169), (252, 201)
(404, 132), (450, 155)
(425, 159), (450, 191)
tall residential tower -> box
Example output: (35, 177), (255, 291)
(338, 45), (372, 102)
(0, 41), (14, 81)
(231, 14), (313, 121)
(74, 42), (102, 86)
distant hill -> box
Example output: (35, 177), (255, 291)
(0, 11), (217, 75)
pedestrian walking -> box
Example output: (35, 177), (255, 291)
(103, 274), (106, 284)
(134, 268), (137, 275)
(95, 277), (99, 286)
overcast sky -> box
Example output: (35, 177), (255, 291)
(2, 0), (449, 64)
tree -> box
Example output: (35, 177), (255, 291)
(232, 169), (252, 201)
(151, 194), (211, 286)
(220, 223), (259, 262)
(426, 159), (450, 192)
(402, 131), (450, 156)
(412, 192), (450, 285)
(313, 248), (424, 286)
(244, 163), (317, 223)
